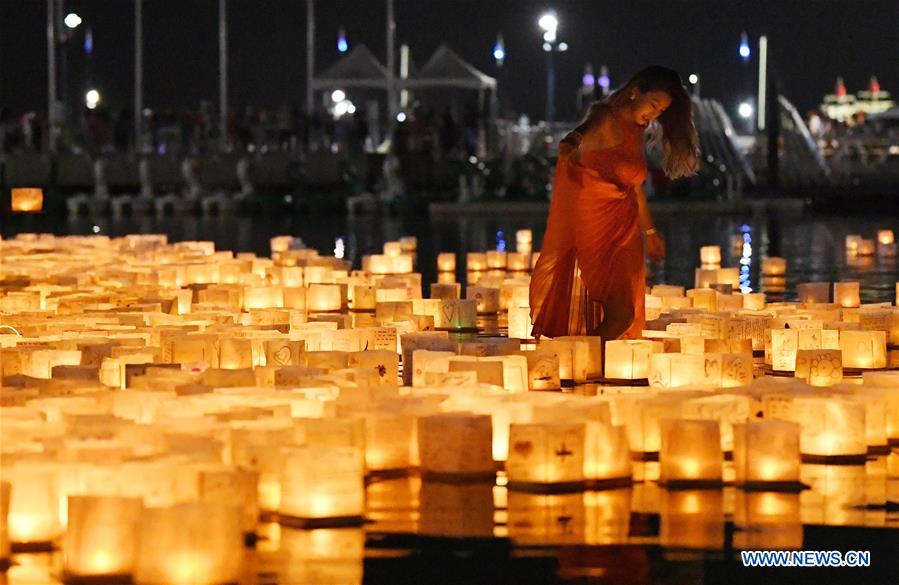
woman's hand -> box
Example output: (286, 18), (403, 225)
(645, 231), (666, 263)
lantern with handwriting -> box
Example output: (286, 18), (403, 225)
(134, 502), (244, 585)
(840, 330), (887, 369)
(733, 421), (801, 487)
(11, 187), (43, 212)
(659, 419), (723, 487)
(795, 349), (842, 386)
(279, 446), (365, 524)
(418, 414), (494, 479)
(604, 340), (662, 380)
(64, 496), (143, 579)
(466, 286), (500, 314)
(648, 353), (705, 388)
(507, 423), (586, 488)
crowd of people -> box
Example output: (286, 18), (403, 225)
(0, 101), (489, 160)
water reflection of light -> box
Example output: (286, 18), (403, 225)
(496, 230), (506, 252)
(739, 224), (752, 293)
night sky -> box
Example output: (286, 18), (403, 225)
(1, 0), (897, 121)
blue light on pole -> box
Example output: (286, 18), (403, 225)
(337, 27), (348, 53)
(739, 32), (750, 62)
(582, 63), (594, 87)
(84, 28), (93, 54)
(598, 65), (610, 90)
(493, 33), (505, 66)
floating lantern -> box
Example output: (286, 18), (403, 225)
(834, 281), (860, 308)
(516, 229), (533, 245)
(466, 253), (488, 271)
(466, 286), (500, 314)
(437, 253), (456, 272)
(648, 353), (705, 388)
(418, 414), (494, 479)
(583, 424), (632, 484)
(507, 253), (530, 271)
(840, 330), (887, 369)
(795, 349), (842, 386)
(64, 496), (143, 579)
(542, 338), (591, 383)
(762, 257), (787, 275)
(553, 336), (602, 379)
(732, 421), (801, 487)
(7, 466), (62, 545)
(279, 446), (365, 524)
(134, 503), (244, 585)
(0, 482), (10, 562)
(11, 187), (43, 212)
(797, 282), (830, 304)
(699, 245), (721, 266)
(604, 340), (662, 379)
(508, 306), (534, 340)
(365, 414), (417, 471)
(791, 396), (867, 461)
(857, 239), (876, 255)
(659, 419), (723, 486)
(507, 423), (586, 488)
(307, 283), (343, 312)
(435, 299), (477, 329)
(486, 250), (507, 269)
(430, 283), (461, 300)
(522, 349), (561, 390)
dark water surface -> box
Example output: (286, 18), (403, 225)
(3, 211), (898, 303)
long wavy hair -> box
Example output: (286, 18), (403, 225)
(583, 66), (700, 178)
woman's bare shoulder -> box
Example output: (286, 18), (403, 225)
(580, 106), (623, 150)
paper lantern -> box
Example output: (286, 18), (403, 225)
(365, 414), (417, 471)
(833, 281), (860, 308)
(418, 414), (494, 479)
(699, 245), (721, 266)
(742, 292), (766, 310)
(583, 424), (632, 484)
(466, 286), (500, 314)
(429, 283), (461, 300)
(11, 187), (43, 212)
(507, 253), (530, 271)
(437, 272), (456, 284)
(437, 253), (456, 272)
(659, 490), (724, 549)
(350, 285), (375, 310)
(795, 349), (842, 386)
(434, 299), (477, 330)
(522, 349), (560, 391)
(762, 257), (787, 275)
(840, 330), (887, 369)
(486, 250), (507, 269)
(659, 419), (723, 486)
(64, 496), (143, 578)
(791, 396), (866, 460)
(516, 229), (533, 245)
(508, 306), (534, 340)
(542, 337), (591, 383)
(0, 481), (10, 562)
(845, 234), (862, 253)
(134, 503), (244, 585)
(279, 446), (365, 524)
(604, 340), (662, 379)
(507, 423), (586, 487)
(383, 241), (402, 257)
(732, 421), (801, 487)
(648, 353), (705, 388)
(307, 283), (343, 312)
(466, 253), (487, 271)
(858, 239), (875, 255)
(7, 466), (62, 544)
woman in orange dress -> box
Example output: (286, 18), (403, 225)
(530, 66), (699, 341)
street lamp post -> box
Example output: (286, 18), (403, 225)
(538, 12), (566, 127)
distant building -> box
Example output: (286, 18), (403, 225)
(821, 76), (894, 122)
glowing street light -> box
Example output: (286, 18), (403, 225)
(738, 101), (753, 119)
(688, 73), (699, 85)
(331, 89), (346, 103)
(85, 89), (100, 110)
(598, 65), (610, 92)
(337, 26), (348, 53)
(493, 33), (505, 66)
(739, 32), (750, 62)
(538, 13), (558, 34)
(64, 12), (82, 29)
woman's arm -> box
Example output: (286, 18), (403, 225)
(558, 108), (621, 162)
(636, 183), (665, 262)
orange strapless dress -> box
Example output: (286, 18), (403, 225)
(529, 114), (647, 340)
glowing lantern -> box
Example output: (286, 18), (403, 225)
(418, 414), (494, 479)
(742, 292), (766, 310)
(134, 503), (244, 585)
(833, 281), (860, 308)
(383, 241), (402, 257)
(877, 230), (896, 256)
(840, 330), (887, 369)
(437, 253), (456, 272)
(365, 414), (417, 471)
(796, 282), (829, 304)
(648, 353), (705, 388)
(508, 306), (534, 340)
(279, 446), (365, 524)
(542, 337), (593, 383)
(762, 257), (787, 275)
(507, 423), (586, 488)
(466, 253), (487, 271)
(486, 250), (507, 269)
(516, 229), (533, 245)
(795, 349), (842, 386)
(699, 245), (721, 266)
(659, 419), (723, 486)
(64, 496), (143, 578)
(7, 466), (62, 544)
(466, 286), (500, 313)
(307, 283), (342, 312)
(791, 396), (867, 461)
(263, 339), (304, 367)
(583, 424), (632, 484)
(0, 482), (10, 562)
(604, 340), (662, 379)
(732, 421), (801, 487)
(858, 239), (876, 255)
(522, 349), (561, 390)
(430, 283), (461, 300)
(350, 285), (376, 310)
(845, 235), (861, 254)
(11, 187), (43, 212)
(507, 253), (530, 271)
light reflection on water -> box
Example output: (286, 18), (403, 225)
(4, 212), (897, 303)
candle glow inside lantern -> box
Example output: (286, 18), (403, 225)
(418, 414), (494, 479)
(466, 253), (488, 272)
(659, 490), (724, 550)
(791, 396), (867, 461)
(64, 496), (143, 578)
(437, 253), (456, 272)
(795, 349), (842, 386)
(733, 421), (801, 487)
(279, 446), (365, 524)
(11, 187), (44, 212)
(486, 250), (507, 269)
(762, 257), (787, 275)
(507, 423), (586, 488)
(507, 306), (534, 340)
(307, 283), (343, 312)
(659, 419), (723, 487)
(1, 481), (10, 562)
(466, 286), (500, 314)
(7, 467), (62, 544)
(583, 424), (632, 484)
(833, 281), (860, 308)
(797, 282), (830, 304)
(840, 330), (887, 369)
(604, 340), (661, 379)
(134, 502), (244, 585)
(699, 245), (721, 266)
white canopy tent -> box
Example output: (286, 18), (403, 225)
(311, 44), (392, 90)
(401, 45), (497, 91)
